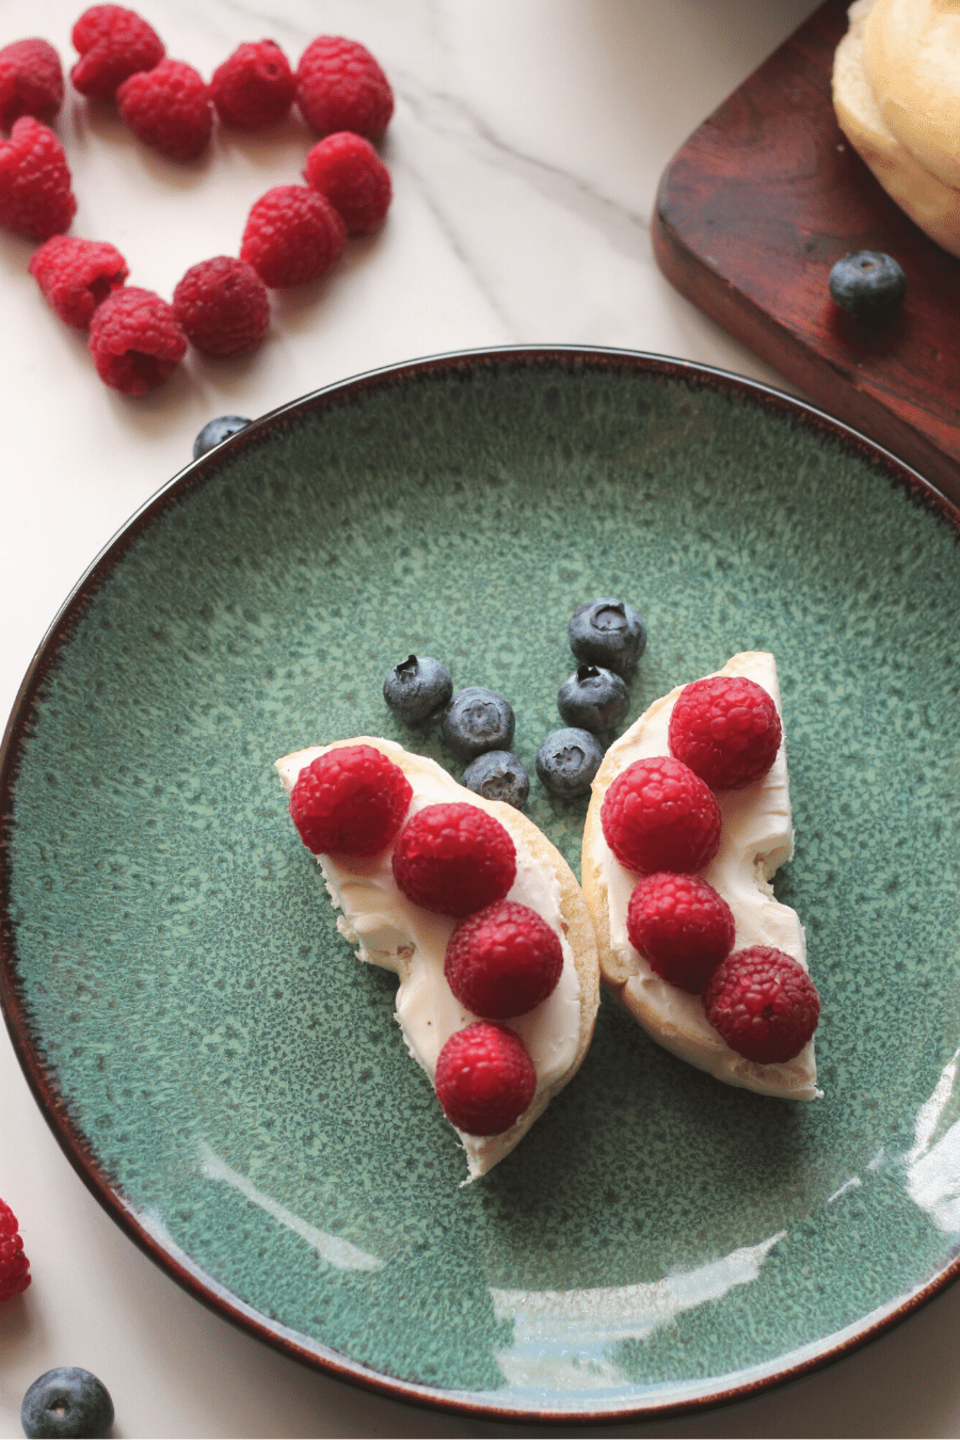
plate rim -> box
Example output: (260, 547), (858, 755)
(2, 343), (959, 1424)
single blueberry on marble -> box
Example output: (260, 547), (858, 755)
(536, 727), (604, 798)
(828, 251), (905, 323)
(441, 686), (515, 761)
(557, 664), (629, 732)
(21, 1368), (114, 1440)
(383, 654), (453, 724)
(192, 414), (252, 460)
(462, 750), (530, 809)
(568, 598), (646, 676)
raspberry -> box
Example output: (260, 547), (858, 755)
(669, 675), (783, 791)
(0, 1199), (30, 1302)
(240, 184), (345, 288)
(289, 744), (412, 857)
(295, 36), (393, 141)
(303, 131), (391, 235)
(444, 900), (563, 1019)
(172, 256), (269, 358)
(28, 234), (128, 328)
(70, 5), (164, 99)
(117, 58), (212, 161)
(0, 117), (76, 240)
(703, 945), (821, 1063)
(626, 872), (734, 992)
(391, 803), (516, 918)
(0, 39), (64, 131)
(434, 1022), (536, 1135)
(600, 755), (722, 876)
(87, 286), (187, 394)
(210, 40), (295, 131)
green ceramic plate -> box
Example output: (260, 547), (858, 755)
(3, 348), (960, 1423)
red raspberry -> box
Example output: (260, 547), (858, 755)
(626, 872), (734, 993)
(0, 39), (64, 131)
(211, 40), (295, 131)
(669, 675), (782, 791)
(172, 256), (269, 359)
(391, 803), (516, 918)
(289, 744), (412, 858)
(0, 117), (76, 241)
(240, 184), (345, 288)
(29, 234), (128, 328)
(0, 1199), (30, 1301)
(444, 900), (563, 1019)
(71, 4), (164, 99)
(295, 36), (393, 141)
(600, 755), (722, 876)
(117, 58), (212, 161)
(87, 286), (186, 394)
(304, 131), (391, 236)
(703, 945), (821, 1063)
(434, 1022), (536, 1135)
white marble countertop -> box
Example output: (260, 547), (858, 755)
(1, 2), (959, 1436)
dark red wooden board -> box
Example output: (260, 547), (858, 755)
(654, 0), (960, 505)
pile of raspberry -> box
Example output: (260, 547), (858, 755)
(290, 744), (563, 1138)
(601, 674), (821, 1064)
(0, 6), (395, 394)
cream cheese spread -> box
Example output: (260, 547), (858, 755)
(277, 740), (584, 1178)
(592, 653), (819, 1100)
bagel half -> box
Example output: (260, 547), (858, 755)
(581, 653), (820, 1101)
(277, 737), (601, 1180)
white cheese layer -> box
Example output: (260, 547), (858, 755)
(594, 653), (820, 1100)
(277, 741), (583, 1178)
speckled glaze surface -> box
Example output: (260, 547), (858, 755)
(3, 349), (960, 1422)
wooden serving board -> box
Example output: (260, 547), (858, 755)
(654, 0), (960, 506)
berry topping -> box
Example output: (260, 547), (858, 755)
(295, 35), (393, 141)
(87, 286), (187, 394)
(0, 1198), (30, 1301)
(116, 57), (213, 162)
(536, 727), (604, 799)
(193, 414), (251, 459)
(568, 597), (647, 676)
(28, 235), (128, 329)
(703, 945), (821, 1063)
(626, 872), (734, 992)
(70, 5), (164, 100)
(441, 686), (515, 762)
(557, 664), (629, 733)
(21, 1368), (114, 1440)
(289, 743), (412, 857)
(210, 40), (295, 131)
(391, 802), (516, 917)
(462, 751), (530, 811)
(304, 131), (392, 235)
(383, 654), (453, 724)
(240, 183), (346, 288)
(445, 900), (563, 1019)
(829, 249), (905, 324)
(0, 116), (76, 241)
(0, 39), (64, 131)
(668, 674), (782, 790)
(600, 755), (722, 874)
(434, 1021), (536, 1135)
(172, 255), (270, 358)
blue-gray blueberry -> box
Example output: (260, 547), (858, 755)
(462, 750), (530, 810)
(441, 686), (515, 761)
(568, 598), (646, 676)
(536, 727), (604, 799)
(383, 654), (453, 724)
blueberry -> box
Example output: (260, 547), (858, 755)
(21, 1368), (114, 1440)
(557, 664), (629, 732)
(441, 687), (515, 761)
(536, 727), (604, 799)
(828, 251), (906, 323)
(462, 750), (530, 809)
(192, 414), (252, 460)
(568, 598), (647, 676)
(383, 654), (453, 724)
